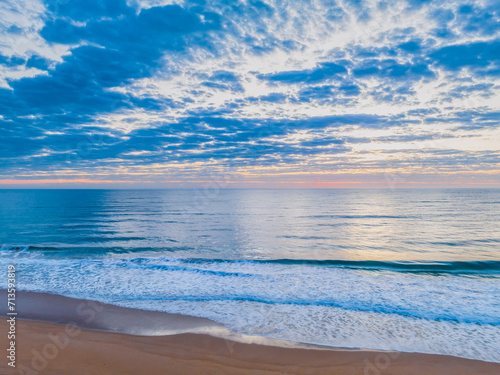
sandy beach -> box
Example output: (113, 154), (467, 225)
(2, 318), (500, 375)
(1, 291), (499, 375)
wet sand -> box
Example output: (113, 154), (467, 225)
(1, 291), (499, 375)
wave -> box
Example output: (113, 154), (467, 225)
(182, 258), (500, 275)
(1, 252), (499, 327)
(122, 262), (258, 278)
(108, 294), (500, 326)
(2, 245), (499, 274)
(0, 245), (191, 253)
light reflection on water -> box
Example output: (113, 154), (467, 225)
(0, 188), (499, 261)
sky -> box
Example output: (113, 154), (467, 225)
(0, 0), (499, 188)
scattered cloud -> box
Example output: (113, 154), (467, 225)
(0, 0), (499, 187)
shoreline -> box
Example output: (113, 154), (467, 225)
(3, 319), (500, 375)
(1, 290), (499, 374)
(0, 290), (329, 349)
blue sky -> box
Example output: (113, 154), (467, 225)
(0, 0), (499, 187)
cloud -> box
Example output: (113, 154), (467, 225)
(0, 0), (499, 186)
(5, 1), (221, 114)
(259, 62), (348, 84)
(0, 0), (224, 161)
(201, 70), (244, 92)
(352, 58), (435, 81)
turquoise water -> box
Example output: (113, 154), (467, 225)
(1, 189), (499, 361)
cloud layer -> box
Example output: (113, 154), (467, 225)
(0, 0), (499, 187)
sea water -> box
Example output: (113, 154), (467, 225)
(0, 189), (499, 362)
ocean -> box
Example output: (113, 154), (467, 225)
(1, 189), (499, 362)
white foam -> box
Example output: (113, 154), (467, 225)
(2, 255), (499, 362)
